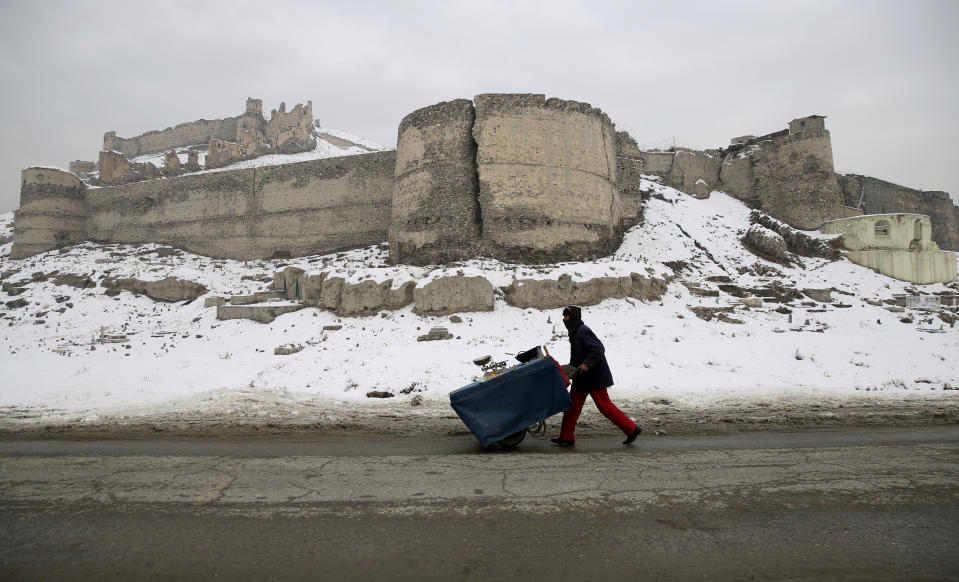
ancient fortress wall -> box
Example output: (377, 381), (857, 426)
(87, 151), (394, 260)
(668, 148), (722, 199)
(472, 94), (619, 263)
(390, 94), (622, 265)
(837, 174), (959, 251)
(265, 102), (314, 151)
(10, 169), (88, 259)
(14, 152), (394, 261)
(719, 128), (842, 230)
(103, 114), (252, 159)
(390, 99), (479, 264)
(613, 132), (645, 231)
(10, 97), (958, 265)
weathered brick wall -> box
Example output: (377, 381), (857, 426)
(390, 99), (479, 265)
(10, 168), (88, 259)
(837, 174), (959, 251)
(84, 151), (395, 260)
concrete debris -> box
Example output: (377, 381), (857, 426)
(274, 344), (304, 355)
(417, 327), (454, 341)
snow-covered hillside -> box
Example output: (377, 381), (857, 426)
(1, 178), (957, 434)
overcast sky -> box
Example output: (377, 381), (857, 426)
(1, 0), (957, 215)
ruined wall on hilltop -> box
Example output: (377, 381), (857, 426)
(837, 174), (959, 251)
(669, 148), (722, 199)
(84, 151), (395, 260)
(102, 98), (268, 159)
(69, 160), (97, 175)
(104, 116), (243, 159)
(266, 101), (315, 153)
(633, 118), (845, 230)
(390, 99), (480, 264)
(626, 144), (723, 199)
(719, 125), (843, 230)
(10, 168), (88, 259)
(471, 93), (620, 263)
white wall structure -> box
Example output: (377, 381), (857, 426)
(820, 213), (957, 284)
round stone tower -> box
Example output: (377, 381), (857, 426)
(389, 99), (480, 265)
(10, 168), (87, 259)
(389, 94), (622, 265)
(471, 94), (619, 263)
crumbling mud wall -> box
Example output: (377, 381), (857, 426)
(10, 168), (88, 259)
(472, 93), (620, 263)
(265, 101), (315, 152)
(837, 174), (959, 252)
(103, 98), (266, 159)
(101, 98), (314, 162)
(719, 122), (843, 230)
(613, 132), (645, 231)
(637, 117), (846, 231)
(390, 93), (626, 265)
(12, 97), (958, 265)
(82, 151), (394, 260)
(390, 99), (480, 264)
(669, 148), (722, 199)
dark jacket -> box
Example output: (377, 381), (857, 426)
(568, 320), (614, 393)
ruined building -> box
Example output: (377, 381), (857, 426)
(820, 214), (956, 284)
(92, 98), (316, 185)
(10, 94), (959, 269)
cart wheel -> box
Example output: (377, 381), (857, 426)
(497, 430), (526, 448)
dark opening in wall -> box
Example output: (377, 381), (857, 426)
(874, 220), (889, 237)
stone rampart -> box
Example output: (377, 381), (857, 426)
(100, 98), (315, 160)
(837, 174), (959, 251)
(472, 93), (619, 263)
(84, 151), (395, 260)
(12, 97), (957, 267)
(390, 99), (480, 264)
(390, 94), (628, 265)
(669, 148), (722, 199)
(69, 160), (97, 175)
(719, 128), (842, 229)
(10, 168), (88, 259)
(266, 101), (314, 152)
(613, 132), (645, 231)
(103, 115), (250, 159)
(637, 151), (675, 175)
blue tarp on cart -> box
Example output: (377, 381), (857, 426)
(450, 357), (572, 447)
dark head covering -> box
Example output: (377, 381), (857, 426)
(562, 305), (581, 321)
(562, 305), (582, 332)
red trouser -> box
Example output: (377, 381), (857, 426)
(559, 388), (636, 441)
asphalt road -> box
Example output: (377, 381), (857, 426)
(1, 426), (958, 581)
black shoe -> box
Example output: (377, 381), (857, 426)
(623, 426), (641, 445)
(550, 438), (575, 446)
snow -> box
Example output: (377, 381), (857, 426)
(1, 180), (957, 428)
